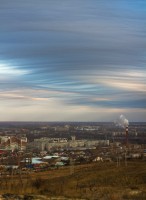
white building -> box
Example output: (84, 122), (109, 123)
(30, 137), (109, 151)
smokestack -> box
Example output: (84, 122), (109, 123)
(115, 114), (129, 147)
(125, 126), (128, 147)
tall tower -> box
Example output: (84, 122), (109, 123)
(125, 126), (128, 147)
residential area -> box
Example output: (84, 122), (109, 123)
(0, 122), (146, 176)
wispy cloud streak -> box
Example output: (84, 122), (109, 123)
(0, 0), (145, 121)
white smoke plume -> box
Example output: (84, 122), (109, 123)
(115, 114), (129, 128)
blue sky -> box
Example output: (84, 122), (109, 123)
(0, 0), (146, 121)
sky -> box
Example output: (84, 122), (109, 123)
(0, 0), (146, 122)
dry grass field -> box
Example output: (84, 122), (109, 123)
(0, 161), (146, 199)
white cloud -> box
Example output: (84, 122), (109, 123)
(0, 63), (29, 76)
(100, 80), (146, 92)
(0, 95), (145, 121)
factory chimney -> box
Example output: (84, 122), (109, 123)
(125, 126), (128, 147)
(116, 114), (129, 147)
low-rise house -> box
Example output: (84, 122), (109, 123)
(130, 153), (142, 159)
(93, 156), (103, 162)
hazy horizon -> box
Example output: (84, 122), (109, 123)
(0, 120), (145, 123)
(0, 0), (146, 122)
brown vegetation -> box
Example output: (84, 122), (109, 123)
(0, 161), (146, 199)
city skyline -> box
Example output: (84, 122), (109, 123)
(0, 0), (146, 122)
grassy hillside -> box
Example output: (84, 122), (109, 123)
(0, 161), (146, 199)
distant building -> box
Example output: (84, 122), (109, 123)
(76, 126), (99, 131)
(30, 137), (109, 151)
(0, 136), (27, 151)
(53, 126), (69, 132)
